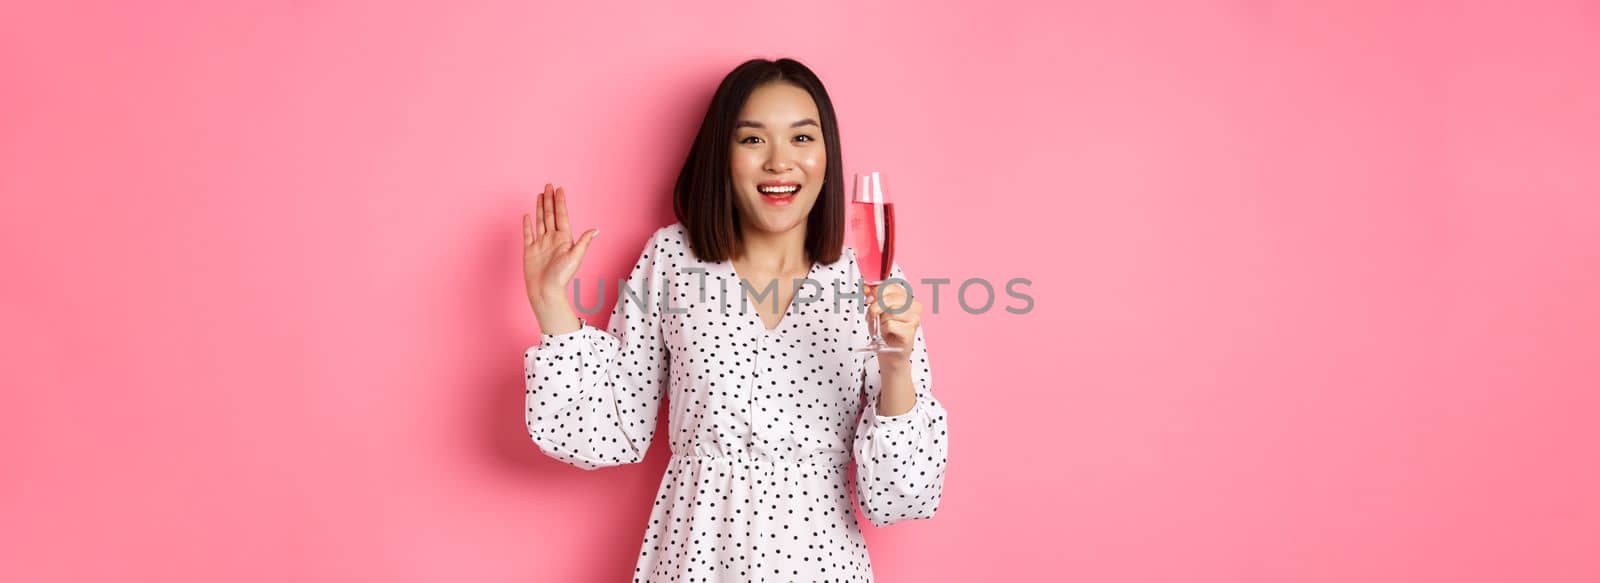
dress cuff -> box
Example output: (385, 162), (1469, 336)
(871, 396), (925, 428)
(535, 323), (592, 355)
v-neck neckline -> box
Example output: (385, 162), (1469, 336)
(724, 256), (819, 335)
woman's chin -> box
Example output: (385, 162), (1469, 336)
(750, 213), (805, 234)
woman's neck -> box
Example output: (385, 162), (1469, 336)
(736, 222), (809, 272)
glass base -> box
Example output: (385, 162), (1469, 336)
(853, 339), (905, 353)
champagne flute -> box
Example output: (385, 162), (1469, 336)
(849, 171), (904, 354)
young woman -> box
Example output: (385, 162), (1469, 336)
(520, 58), (949, 582)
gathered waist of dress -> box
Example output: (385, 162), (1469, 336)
(669, 449), (852, 469)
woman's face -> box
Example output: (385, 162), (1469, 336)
(729, 82), (827, 238)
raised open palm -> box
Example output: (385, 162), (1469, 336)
(523, 183), (599, 302)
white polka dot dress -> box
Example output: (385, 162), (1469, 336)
(524, 222), (949, 582)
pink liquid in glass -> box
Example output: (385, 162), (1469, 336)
(848, 200), (895, 283)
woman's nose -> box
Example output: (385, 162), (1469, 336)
(764, 149), (795, 173)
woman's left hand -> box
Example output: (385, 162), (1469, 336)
(866, 281), (922, 363)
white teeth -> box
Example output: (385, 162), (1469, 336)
(758, 185), (799, 194)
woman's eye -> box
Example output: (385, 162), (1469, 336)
(736, 134), (812, 144)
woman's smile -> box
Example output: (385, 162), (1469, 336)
(758, 180), (801, 205)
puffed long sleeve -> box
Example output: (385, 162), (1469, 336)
(523, 230), (670, 470)
(852, 262), (950, 527)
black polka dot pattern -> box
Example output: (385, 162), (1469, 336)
(524, 223), (950, 581)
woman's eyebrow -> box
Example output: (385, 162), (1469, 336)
(734, 118), (820, 129)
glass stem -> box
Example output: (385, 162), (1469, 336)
(866, 284), (881, 341)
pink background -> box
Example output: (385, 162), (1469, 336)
(4, 1), (1598, 581)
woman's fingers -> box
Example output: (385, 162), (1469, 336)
(541, 184), (556, 236)
(572, 227), (598, 261)
(867, 299), (917, 322)
(534, 189), (544, 239)
(876, 302), (921, 322)
(872, 285), (909, 312)
(523, 213), (533, 246)
(884, 319), (916, 341)
(555, 186), (571, 234)
(869, 285), (920, 335)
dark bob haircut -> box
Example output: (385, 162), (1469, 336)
(672, 57), (846, 265)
